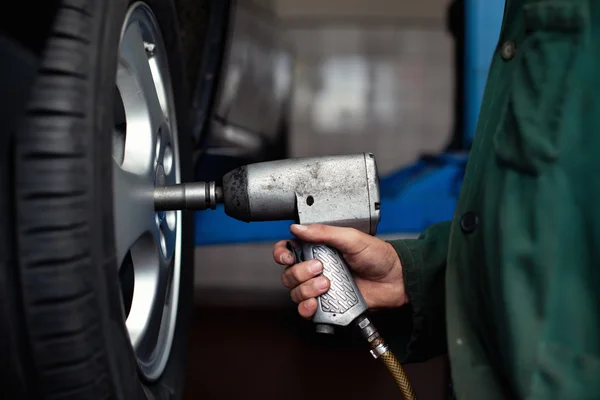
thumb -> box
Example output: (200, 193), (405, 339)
(289, 224), (369, 255)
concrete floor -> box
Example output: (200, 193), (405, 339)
(184, 306), (449, 400)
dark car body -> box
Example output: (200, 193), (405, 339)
(189, 0), (294, 182)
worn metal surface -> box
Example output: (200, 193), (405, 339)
(154, 182), (220, 211)
(221, 153), (381, 234)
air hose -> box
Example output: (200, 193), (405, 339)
(356, 316), (417, 400)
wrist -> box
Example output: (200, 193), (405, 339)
(364, 242), (408, 310)
(385, 242), (409, 308)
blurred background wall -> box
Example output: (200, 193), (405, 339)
(275, 0), (448, 20)
(286, 21), (452, 174)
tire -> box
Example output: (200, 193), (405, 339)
(4, 0), (195, 399)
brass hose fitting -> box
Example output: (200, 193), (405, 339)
(356, 316), (417, 400)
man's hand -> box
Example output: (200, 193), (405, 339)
(273, 224), (408, 319)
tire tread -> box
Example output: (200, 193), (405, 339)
(15, 2), (112, 398)
(12, 0), (196, 398)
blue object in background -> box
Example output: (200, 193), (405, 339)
(464, 0), (505, 146)
(194, 1), (506, 246)
(195, 208), (293, 245)
(377, 153), (467, 234)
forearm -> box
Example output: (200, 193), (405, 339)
(381, 221), (452, 363)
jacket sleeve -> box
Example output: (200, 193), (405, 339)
(382, 220), (451, 363)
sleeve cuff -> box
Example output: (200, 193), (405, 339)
(379, 222), (451, 363)
(388, 240), (435, 363)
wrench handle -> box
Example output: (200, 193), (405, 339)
(287, 241), (369, 334)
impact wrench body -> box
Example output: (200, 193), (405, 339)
(153, 153), (417, 399)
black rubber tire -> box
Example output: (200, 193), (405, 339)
(5, 0), (195, 399)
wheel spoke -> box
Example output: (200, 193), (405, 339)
(118, 21), (165, 175)
(159, 215), (177, 261)
(125, 234), (164, 352)
(120, 22), (165, 131)
(113, 162), (154, 266)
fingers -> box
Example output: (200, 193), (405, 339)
(273, 239), (299, 265)
(278, 258), (328, 319)
(281, 259), (323, 288)
(275, 227), (353, 320)
(298, 298), (318, 319)
(289, 276), (330, 304)
(289, 224), (369, 255)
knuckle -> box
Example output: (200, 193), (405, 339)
(275, 240), (289, 252)
(293, 264), (309, 282)
(304, 262), (316, 277)
(281, 272), (292, 288)
(298, 284), (311, 300)
(346, 229), (367, 250)
(302, 282), (318, 299)
(314, 224), (327, 234)
(290, 269), (302, 284)
(307, 223), (322, 235)
(290, 288), (302, 304)
(344, 226), (360, 239)
(315, 279), (328, 294)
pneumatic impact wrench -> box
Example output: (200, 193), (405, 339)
(154, 153), (416, 400)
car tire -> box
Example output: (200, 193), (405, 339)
(2, 0), (195, 399)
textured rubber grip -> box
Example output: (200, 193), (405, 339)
(299, 242), (369, 330)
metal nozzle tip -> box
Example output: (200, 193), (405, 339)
(154, 181), (220, 211)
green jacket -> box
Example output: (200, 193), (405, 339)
(388, 1), (600, 398)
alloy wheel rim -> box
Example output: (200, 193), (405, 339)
(112, 1), (182, 381)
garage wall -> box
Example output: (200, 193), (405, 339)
(251, 0), (450, 22)
(286, 25), (452, 175)
(275, 0), (454, 175)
